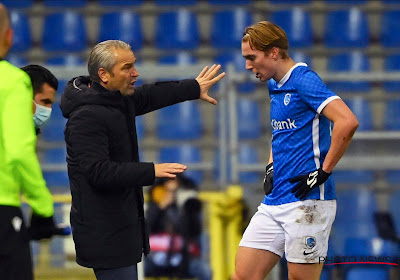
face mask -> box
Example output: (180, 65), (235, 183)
(33, 102), (52, 129)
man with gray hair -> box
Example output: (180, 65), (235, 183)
(60, 40), (225, 280)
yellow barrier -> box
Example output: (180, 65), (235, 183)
(199, 185), (244, 280)
(45, 187), (244, 280)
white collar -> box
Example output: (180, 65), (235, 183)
(277, 62), (308, 88)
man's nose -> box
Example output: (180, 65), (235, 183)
(245, 61), (252, 70)
(131, 68), (139, 77)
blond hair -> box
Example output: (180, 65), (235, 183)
(242, 21), (289, 59)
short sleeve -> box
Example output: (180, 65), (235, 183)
(296, 70), (340, 114)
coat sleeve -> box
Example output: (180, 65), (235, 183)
(2, 72), (54, 217)
(132, 79), (200, 116)
(66, 108), (155, 191)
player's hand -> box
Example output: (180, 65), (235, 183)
(154, 163), (187, 178)
(195, 64), (226, 105)
(28, 214), (57, 240)
(263, 162), (274, 195)
(289, 168), (331, 199)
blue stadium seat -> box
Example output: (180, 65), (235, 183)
(324, 0), (367, 3)
(237, 99), (261, 139)
(270, 0), (311, 2)
(238, 144), (260, 183)
(10, 11), (31, 52)
(155, 0), (198, 5)
(333, 170), (374, 184)
(155, 10), (199, 50)
(336, 188), (377, 227)
(332, 188), (377, 255)
(381, 10), (400, 48)
(211, 8), (253, 49)
(6, 54), (28, 67)
(43, 0), (87, 7)
(41, 123), (66, 142)
(389, 190), (400, 234)
(157, 102), (203, 140)
(159, 52), (197, 65)
(99, 12), (143, 50)
(346, 268), (389, 280)
(208, 0), (251, 4)
(269, 8), (312, 48)
(55, 80), (67, 96)
(47, 102), (66, 125)
(215, 98), (261, 139)
(387, 170), (400, 185)
(42, 148), (69, 188)
(46, 54), (84, 66)
(383, 54), (400, 93)
(214, 51), (256, 93)
(213, 145), (260, 184)
(326, 52), (371, 92)
(384, 99), (400, 130)
(43, 12), (87, 52)
(43, 171), (70, 188)
(159, 145), (203, 185)
(291, 51), (312, 67)
(98, 0), (143, 5)
(40, 102), (66, 142)
(43, 148), (66, 164)
(1, 0), (33, 8)
(320, 268), (331, 280)
(344, 98), (373, 131)
(345, 237), (397, 257)
(324, 8), (369, 48)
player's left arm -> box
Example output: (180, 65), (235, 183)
(320, 99), (359, 173)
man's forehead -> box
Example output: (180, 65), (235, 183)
(242, 41), (254, 53)
(114, 48), (135, 62)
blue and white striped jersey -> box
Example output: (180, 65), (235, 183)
(263, 63), (340, 206)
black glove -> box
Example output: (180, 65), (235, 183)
(28, 214), (57, 240)
(290, 167), (331, 199)
(263, 162), (274, 195)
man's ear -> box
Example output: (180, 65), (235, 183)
(5, 28), (13, 51)
(98, 68), (109, 83)
(272, 47), (281, 61)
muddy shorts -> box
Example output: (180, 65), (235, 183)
(239, 199), (336, 263)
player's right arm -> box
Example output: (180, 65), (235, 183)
(0, 69), (54, 217)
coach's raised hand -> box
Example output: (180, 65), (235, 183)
(154, 163), (187, 179)
(196, 64), (226, 105)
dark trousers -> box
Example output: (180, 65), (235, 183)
(94, 264), (138, 280)
(0, 206), (33, 280)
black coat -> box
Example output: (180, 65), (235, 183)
(60, 76), (200, 269)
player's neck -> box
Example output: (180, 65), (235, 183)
(274, 58), (296, 83)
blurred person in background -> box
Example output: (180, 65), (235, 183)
(21, 64), (58, 135)
(0, 4), (59, 280)
(145, 174), (211, 280)
(60, 39), (224, 280)
(234, 21), (359, 280)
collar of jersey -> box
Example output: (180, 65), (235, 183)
(277, 62), (308, 88)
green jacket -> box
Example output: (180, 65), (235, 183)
(0, 60), (54, 217)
